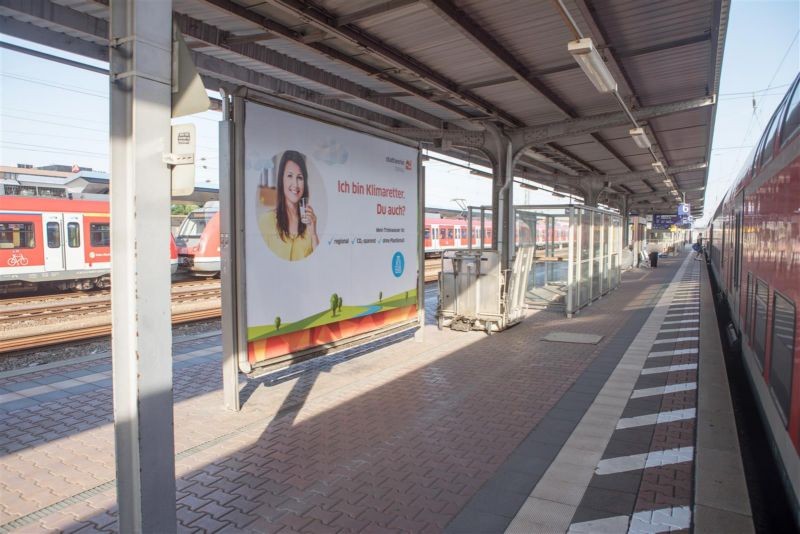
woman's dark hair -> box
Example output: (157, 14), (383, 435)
(275, 150), (309, 241)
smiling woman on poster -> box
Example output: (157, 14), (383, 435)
(259, 150), (319, 261)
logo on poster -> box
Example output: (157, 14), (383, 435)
(392, 252), (404, 277)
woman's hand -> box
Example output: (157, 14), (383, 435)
(305, 204), (319, 248)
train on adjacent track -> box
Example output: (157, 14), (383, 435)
(707, 73), (799, 517)
(173, 206), (566, 276)
(0, 196), (178, 294)
(1, 199), (564, 291)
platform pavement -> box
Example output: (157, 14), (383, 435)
(0, 251), (749, 533)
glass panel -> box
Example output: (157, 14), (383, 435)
(769, 293), (795, 424)
(0, 222), (35, 249)
(591, 212), (601, 298)
(754, 280), (769, 368)
(67, 222), (80, 248)
(47, 222), (60, 248)
(580, 210), (591, 306)
(90, 223), (111, 247)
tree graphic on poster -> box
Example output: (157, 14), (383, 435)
(330, 293), (339, 317)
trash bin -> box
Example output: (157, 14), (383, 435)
(649, 251), (659, 268)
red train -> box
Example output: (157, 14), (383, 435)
(0, 196), (178, 294)
(173, 207), (557, 276)
(708, 73), (799, 516)
(423, 217), (569, 254)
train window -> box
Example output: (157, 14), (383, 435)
(753, 279), (769, 369)
(448, 228), (453, 239)
(769, 292), (795, 425)
(424, 228), (430, 239)
(67, 222), (80, 248)
(46, 222), (60, 248)
(782, 79), (800, 145)
(90, 223), (110, 247)
(0, 222), (35, 249)
(176, 212), (213, 238)
(759, 111), (782, 167)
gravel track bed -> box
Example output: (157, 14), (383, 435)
(0, 318), (221, 372)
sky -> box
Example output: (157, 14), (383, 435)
(1, 0), (798, 220)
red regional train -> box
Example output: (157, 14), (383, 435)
(424, 217), (569, 254)
(173, 205), (564, 276)
(708, 73), (799, 518)
(0, 196), (178, 294)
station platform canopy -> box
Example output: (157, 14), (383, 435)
(0, 0), (729, 217)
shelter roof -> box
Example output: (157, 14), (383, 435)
(0, 0), (730, 215)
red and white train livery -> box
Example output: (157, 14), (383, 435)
(708, 73), (800, 520)
(0, 196), (178, 293)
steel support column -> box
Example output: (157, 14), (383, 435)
(109, 0), (177, 531)
(219, 90), (241, 411)
(581, 179), (605, 208)
(485, 127), (514, 271)
(620, 194), (630, 247)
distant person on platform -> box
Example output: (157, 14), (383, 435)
(647, 241), (660, 268)
(692, 241), (703, 260)
(260, 150), (319, 261)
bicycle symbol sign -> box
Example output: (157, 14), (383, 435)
(7, 252), (29, 267)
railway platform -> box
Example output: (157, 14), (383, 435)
(0, 250), (754, 533)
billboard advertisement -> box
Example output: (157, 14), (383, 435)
(242, 101), (419, 367)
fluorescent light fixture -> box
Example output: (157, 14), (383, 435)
(552, 192), (566, 198)
(469, 169), (493, 179)
(518, 182), (539, 191)
(568, 38), (617, 94)
(629, 127), (651, 149)
(652, 161), (666, 174)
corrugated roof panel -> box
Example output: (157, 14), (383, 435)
(538, 68), (622, 117)
(321, 0), (428, 26)
(1, 8), (106, 46)
(358, 7), (511, 85)
(173, 0), (265, 33)
(392, 96), (472, 123)
(623, 44), (712, 104)
(51, 0), (109, 19)
(470, 82), (565, 125)
(592, 0), (713, 51)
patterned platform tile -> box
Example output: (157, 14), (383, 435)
(567, 258), (701, 533)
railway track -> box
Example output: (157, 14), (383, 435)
(0, 280), (221, 353)
(1, 267), (439, 353)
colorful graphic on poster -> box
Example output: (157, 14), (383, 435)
(243, 102), (419, 366)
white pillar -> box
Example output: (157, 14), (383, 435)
(109, 0), (177, 531)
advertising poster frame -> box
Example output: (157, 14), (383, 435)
(226, 90), (424, 377)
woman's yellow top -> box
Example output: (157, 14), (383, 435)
(259, 210), (314, 261)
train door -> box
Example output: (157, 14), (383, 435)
(63, 213), (84, 271)
(430, 225), (439, 251)
(42, 213), (65, 272)
(732, 191), (745, 318)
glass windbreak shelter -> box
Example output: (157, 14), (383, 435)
(514, 205), (622, 317)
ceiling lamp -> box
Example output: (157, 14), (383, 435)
(567, 38), (617, 94)
(652, 161), (666, 174)
(629, 127), (651, 149)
